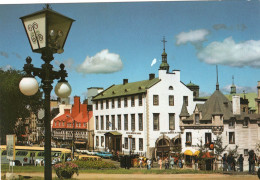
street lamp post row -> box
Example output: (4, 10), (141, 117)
(19, 5), (74, 180)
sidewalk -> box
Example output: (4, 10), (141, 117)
(11, 172), (259, 180)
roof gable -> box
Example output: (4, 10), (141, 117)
(93, 78), (160, 100)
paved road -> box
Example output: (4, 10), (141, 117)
(10, 173), (259, 180)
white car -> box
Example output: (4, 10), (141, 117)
(76, 149), (97, 155)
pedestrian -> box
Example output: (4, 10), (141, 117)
(179, 158), (183, 168)
(147, 159), (151, 170)
(227, 154), (232, 171)
(165, 157), (169, 169)
(170, 156), (174, 169)
(222, 153), (227, 171)
(194, 155), (199, 170)
(252, 153), (257, 173)
(158, 157), (162, 170)
(238, 154), (244, 172)
(139, 158), (143, 169)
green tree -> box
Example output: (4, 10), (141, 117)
(214, 136), (228, 160)
(0, 69), (43, 144)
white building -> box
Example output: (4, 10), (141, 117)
(92, 40), (201, 159)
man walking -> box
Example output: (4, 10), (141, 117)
(238, 154), (244, 172)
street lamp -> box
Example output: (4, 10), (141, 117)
(66, 115), (75, 160)
(19, 5), (74, 180)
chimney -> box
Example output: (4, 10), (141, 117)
(149, 73), (155, 80)
(123, 79), (128, 85)
(232, 95), (240, 115)
(80, 104), (87, 118)
(72, 96), (80, 117)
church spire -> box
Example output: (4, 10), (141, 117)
(216, 65), (219, 90)
(230, 75), (236, 94)
(159, 36), (170, 72)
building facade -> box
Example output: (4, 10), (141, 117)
(93, 43), (201, 159)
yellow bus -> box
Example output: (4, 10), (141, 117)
(74, 154), (101, 161)
(0, 145), (71, 165)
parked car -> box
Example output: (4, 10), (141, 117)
(76, 149), (98, 155)
(96, 151), (113, 159)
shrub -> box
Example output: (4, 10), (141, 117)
(53, 162), (79, 179)
(74, 159), (117, 169)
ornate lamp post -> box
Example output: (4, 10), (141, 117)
(19, 5), (74, 180)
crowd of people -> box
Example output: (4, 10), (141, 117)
(222, 151), (259, 173)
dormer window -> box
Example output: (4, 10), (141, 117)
(195, 114), (200, 124)
(229, 119), (235, 128)
(243, 118), (248, 127)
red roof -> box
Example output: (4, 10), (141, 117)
(52, 96), (92, 130)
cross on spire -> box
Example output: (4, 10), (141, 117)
(216, 65), (219, 90)
(161, 36), (167, 52)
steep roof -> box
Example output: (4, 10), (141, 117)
(93, 78), (160, 100)
(200, 90), (234, 120)
(180, 103), (190, 117)
(225, 92), (257, 111)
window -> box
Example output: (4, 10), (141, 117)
(169, 113), (175, 130)
(153, 113), (160, 130)
(79, 123), (81, 127)
(229, 132), (235, 144)
(83, 123), (86, 127)
(118, 98), (121, 108)
(112, 99), (115, 109)
(138, 113), (143, 131)
(96, 136), (99, 146)
(62, 121), (65, 126)
(95, 116), (99, 130)
(112, 115), (115, 130)
(101, 116), (104, 130)
(59, 121), (61, 126)
(244, 149), (249, 156)
(229, 119), (235, 128)
(124, 97), (128, 107)
(118, 115), (121, 130)
(169, 86), (173, 90)
(101, 100), (103, 109)
(205, 133), (211, 144)
(169, 95), (174, 106)
(194, 114), (200, 124)
(132, 138), (136, 150)
(106, 99), (109, 109)
(243, 118), (248, 127)
(131, 96), (135, 107)
(131, 114), (135, 131)
(139, 138), (143, 151)
(186, 132), (192, 145)
(101, 136), (104, 147)
(95, 101), (98, 110)
(106, 115), (109, 130)
(183, 96), (188, 106)
(55, 122), (56, 126)
(153, 95), (159, 105)
(125, 138), (128, 149)
(124, 114), (128, 130)
(138, 95), (142, 106)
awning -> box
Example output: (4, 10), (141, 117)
(184, 150), (193, 156)
(194, 150), (200, 156)
(104, 131), (122, 136)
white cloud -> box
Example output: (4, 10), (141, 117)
(151, 58), (157, 67)
(221, 84), (257, 94)
(176, 29), (210, 46)
(55, 58), (75, 71)
(76, 49), (123, 74)
(1, 65), (12, 71)
(197, 37), (260, 68)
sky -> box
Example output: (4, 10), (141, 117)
(1, 0), (260, 102)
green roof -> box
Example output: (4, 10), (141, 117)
(225, 92), (257, 111)
(186, 81), (199, 87)
(93, 78), (160, 100)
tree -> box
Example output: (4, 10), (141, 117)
(0, 69), (43, 144)
(214, 136), (228, 160)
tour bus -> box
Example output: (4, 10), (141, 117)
(0, 145), (71, 165)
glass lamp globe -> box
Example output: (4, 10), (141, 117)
(55, 81), (72, 98)
(19, 77), (39, 96)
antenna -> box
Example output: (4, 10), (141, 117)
(216, 65), (219, 90)
(232, 75), (234, 85)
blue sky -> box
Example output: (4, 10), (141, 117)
(1, 1), (260, 101)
